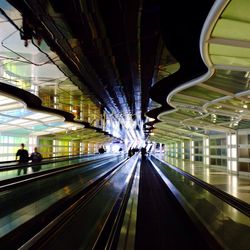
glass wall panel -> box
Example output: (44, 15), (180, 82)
(0, 135), (29, 161)
(193, 139), (203, 162)
(238, 131), (250, 172)
(209, 134), (227, 168)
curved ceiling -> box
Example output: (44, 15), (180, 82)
(0, 0), (116, 143)
(150, 0), (250, 144)
(3, 0), (250, 145)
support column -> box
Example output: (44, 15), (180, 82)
(203, 137), (210, 165)
(227, 132), (238, 174)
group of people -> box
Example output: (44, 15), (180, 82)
(16, 143), (43, 175)
(128, 147), (147, 158)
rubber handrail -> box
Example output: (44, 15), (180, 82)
(0, 155), (117, 191)
(93, 156), (139, 249)
(151, 155), (250, 217)
(0, 153), (91, 167)
(0, 153), (114, 171)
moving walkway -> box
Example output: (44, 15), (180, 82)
(0, 153), (249, 249)
(0, 153), (127, 248)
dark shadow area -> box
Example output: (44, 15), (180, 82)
(135, 158), (212, 250)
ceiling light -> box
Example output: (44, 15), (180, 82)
(244, 72), (250, 78)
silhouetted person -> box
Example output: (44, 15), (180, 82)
(30, 147), (43, 172)
(132, 148), (136, 155)
(16, 143), (29, 175)
(128, 148), (133, 157)
(98, 146), (105, 154)
(141, 147), (147, 158)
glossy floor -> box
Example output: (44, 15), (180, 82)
(156, 154), (250, 204)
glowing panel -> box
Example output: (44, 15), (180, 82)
(231, 161), (237, 171)
(231, 148), (237, 158)
(231, 134), (237, 145)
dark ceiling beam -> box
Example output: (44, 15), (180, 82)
(96, 0), (137, 117)
(140, 0), (162, 119)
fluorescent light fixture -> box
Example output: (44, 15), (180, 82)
(0, 98), (16, 105)
(45, 127), (65, 132)
(0, 125), (11, 130)
(43, 116), (63, 122)
(231, 148), (237, 158)
(205, 138), (209, 146)
(60, 123), (83, 129)
(25, 113), (52, 120)
(206, 157), (209, 165)
(206, 148), (209, 155)
(227, 160), (231, 171)
(231, 161), (237, 171)
(231, 134), (237, 145)
(8, 119), (28, 124)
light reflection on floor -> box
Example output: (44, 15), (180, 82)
(157, 154), (250, 204)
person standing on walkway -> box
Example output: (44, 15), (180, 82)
(30, 147), (43, 172)
(141, 147), (147, 158)
(16, 143), (29, 175)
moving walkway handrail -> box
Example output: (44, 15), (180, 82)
(0, 153), (119, 172)
(0, 155), (117, 191)
(0, 153), (89, 164)
(151, 155), (250, 217)
(92, 155), (139, 249)
(0, 153), (92, 170)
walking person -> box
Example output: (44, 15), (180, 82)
(16, 143), (29, 175)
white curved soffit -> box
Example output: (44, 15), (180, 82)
(166, 0), (230, 107)
(0, 92), (84, 135)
